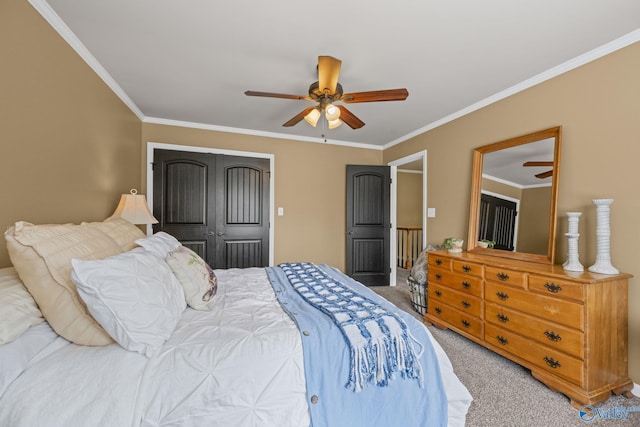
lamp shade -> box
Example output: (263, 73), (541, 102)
(324, 104), (341, 121)
(304, 107), (321, 127)
(110, 189), (158, 224)
(327, 118), (342, 129)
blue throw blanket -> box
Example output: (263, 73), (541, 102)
(279, 262), (423, 392)
(266, 264), (448, 427)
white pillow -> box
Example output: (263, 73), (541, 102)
(135, 232), (181, 258)
(0, 267), (44, 345)
(71, 249), (186, 357)
(166, 246), (217, 310)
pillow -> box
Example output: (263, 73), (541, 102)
(5, 221), (122, 346)
(410, 245), (439, 284)
(71, 248), (186, 357)
(135, 232), (181, 258)
(166, 246), (217, 310)
(82, 217), (146, 251)
(0, 267), (44, 345)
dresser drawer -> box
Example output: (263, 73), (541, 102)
(452, 259), (483, 278)
(429, 284), (482, 317)
(429, 303), (483, 340)
(428, 253), (451, 269)
(485, 282), (584, 331)
(485, 323), (583, 386)
(529, 275), (584, 302)
(485, 303), (583, 359)
(428, 269), (482, 298)
(485, 266), (526, 288)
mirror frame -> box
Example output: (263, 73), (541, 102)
(467, 126), (562, 264)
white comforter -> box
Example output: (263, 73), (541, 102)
(0, 267), (471, 427)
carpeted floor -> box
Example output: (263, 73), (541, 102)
(371, 269), (640, 426)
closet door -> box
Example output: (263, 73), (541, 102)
(478, 193), (517, 251)
(215, 155), (270, 268)
(152, 149), (270, 268)
(153, 149), (215, 263)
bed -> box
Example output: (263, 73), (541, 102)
(0, 219), (472, 427)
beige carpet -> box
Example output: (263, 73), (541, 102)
(371, 269), (640, 426)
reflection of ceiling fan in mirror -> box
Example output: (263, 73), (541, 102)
(244, 56), (408, 129)
(523, 161), (554, 179)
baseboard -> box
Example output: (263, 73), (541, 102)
(633, 383), (640, 397)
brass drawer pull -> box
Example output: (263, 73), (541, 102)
(544, 282), (563, 293)
(461, 300), (471, 308)
(544, 356), (561, 369)
(434, 307), (442, 314)
(544, 330), (562, 342)
(435, 290), (442, 297)
(461, 319), (471, 328)
(496, 335), (509, 345)
(496, 291), (509, 301)
(497, 313), (509, 323)
(435, 259), (443, 266)
(435, 273), (442, 280)
(461, 281), (471, 289)
(496, 272), (510, 281)
(462, 265), (471, 272)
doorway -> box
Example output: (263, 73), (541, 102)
(389, 151), (427, 287)
(147, 142), (274, 268)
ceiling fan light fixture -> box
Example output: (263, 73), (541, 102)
(303, 107), (321, 127)
(324, 104), (341, 121)
(327, 118), (342, 129)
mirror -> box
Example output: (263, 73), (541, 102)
(467, 126), (562, 264)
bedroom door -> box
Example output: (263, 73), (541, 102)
(152, 149), (270, 268)
(346, 165), (391, 286)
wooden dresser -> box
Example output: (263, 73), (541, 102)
(425, 250), (633, 408)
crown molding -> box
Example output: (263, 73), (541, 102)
(143, 117), (383, 150)
(384, 29), (640, 150)
(29, 0), (145, 120)
(29, 1), (639, 151)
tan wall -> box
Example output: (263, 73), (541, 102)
(0, 0), (142, 268)
(141, 124), (381, 270)
(517, 186), (551, 254)
(397, 172), (423, 228)
(482, 177), (522, 200)
(383, 42), (640, 383)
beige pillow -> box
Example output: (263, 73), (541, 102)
(5, 222), (124, 346)
(82, 217), (146, 251)
(0, 267), (44, 345)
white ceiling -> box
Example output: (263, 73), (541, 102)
(32, 0), (640, 149)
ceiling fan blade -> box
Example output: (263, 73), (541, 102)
(338, 105), (365, 129)
(318, 56), (342, 95)
(535, 170), (554, 179)
(342, 88), (409, 103)
(523, 161), (554, 167)
(245, 90), (311, 101)
(282, 106), (317, 127)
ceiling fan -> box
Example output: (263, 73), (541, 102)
(244, 56), (408, 130)
(523, 161), (553, 179)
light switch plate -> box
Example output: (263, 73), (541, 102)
(427, 208), (436, 218)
